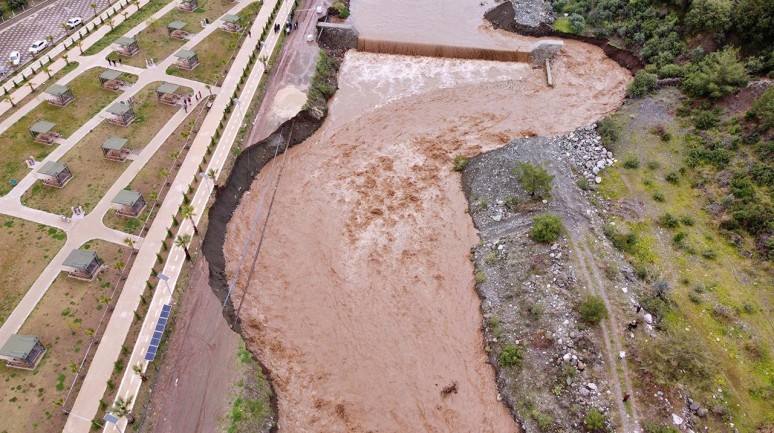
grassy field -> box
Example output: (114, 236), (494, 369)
(597, 89), (774, 430)
(103, 99), (207, 234)
(0, 240), (129, 433)
(0, 216), (66, 324)
(83, 0), (173, 56)
(553, 17), (572, 33)
(167, 25), (240, 85)
(20, 82), (188, 216)
(0, 67), (137, 196)
(122, 0), (239, 68)
(0, 62), (79, 125)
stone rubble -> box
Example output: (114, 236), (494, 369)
(555, 124), (616, 184)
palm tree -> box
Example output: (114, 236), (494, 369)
(113, 260), (125, 271)
(62, 53), (70, 65)
(42, 66), (51, 78)
(77, 41), (84, 54)
(207, 168), (219, 190)
(132, 364), (147, 382)
(110, 395), (135, 423)
(175, 234), (192, 260)
(46, 34), (55, 46)
(180, 204), (198, 235)
(123, 237), (136, 250)
(61, 23), (70, 34)
(3, 95), (15, 108)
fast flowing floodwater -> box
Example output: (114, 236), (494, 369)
(224, 2), (630, 432)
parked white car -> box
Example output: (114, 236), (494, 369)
(28, 40), (49, 55)
(66, 17), (83, 29)
(9, 51), (21, 66)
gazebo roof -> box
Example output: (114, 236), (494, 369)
(115, 36), (136, 46)
(38, 160), (67, 176)
(45, 84), (70, 96)
(107, 103), (133, 115)
(99, 69), (123, 81)
(101, 136), (128, 151)
(63, 249), (98, 269)
(112, 189), (142, 206)
(175, 49), (197, 60)
(0, 335), (40, 359)
(156, 83), (180, 95)
(167, 21), (187, 30)
(29, 120), (56, 134)
(222, 14), (240, 23)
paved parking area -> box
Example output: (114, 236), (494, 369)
(0, 0), (110, 70)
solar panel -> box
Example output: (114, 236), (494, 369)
(153, 331), (163, 340)
(103, 414), (119, 424)
(162, 304), (172, 313)
(160, 310), (170, 319)
(151, 337), (161, 346)
(145, 305), (172, 362)
(155, 323), (165, 332)
(145, 351), (155, 361)
(147, 345), (158, 354)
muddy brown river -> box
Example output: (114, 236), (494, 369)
(224, 1), (629, 431)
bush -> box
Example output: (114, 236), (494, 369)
(695, 111), (720, 130)
(628, 70), (659, 98)
(452, 155), (469, 172)
(597, 117), (621, 148)
(681, 215), (696, 226)
(584, 408), (606, 431)
(659, 213), (680, 228)
(658, 64), (683, 78)
(530, 213), (564, 243)
(498, 343), (524, 367)
(577, 177), (590, 190)
(569, 13), (586, 33)
(641, 330), (717, 390)
(513, 162), (554, 199)
(665, 172), (680, 184)
(623, 156), (640, 169)
(685, 0), (732, 34)
(653, 192), (665, 202)
(734, 0), (774, 48)
(750, 87), (774, 130)
(578, 295), (608, 325)
(643, 421), (680, 433)
(683, 48), (749, 98)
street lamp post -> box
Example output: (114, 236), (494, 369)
(157, 273), (173, 297)
(103, 413), (124, 433)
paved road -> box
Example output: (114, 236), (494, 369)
(0, 0), (111, 71)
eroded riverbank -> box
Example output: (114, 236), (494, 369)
(222, 37), (629, 431)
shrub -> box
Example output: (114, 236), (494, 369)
(680, 215), (696, 226)
(659, 213), (680, 228)
(569, 13), (586, 33)
(750, 87), (774, 130)
(623, 156), (640, 169)
(683, 48), (749, 98)
(658, 64), (683, 78)
(734, 0), (774, 48)
(628, 70), (659, 98)
(597, 117), (621, 147)
(532, 410), (554, 430)
(452, 155), (469, 172)
(648, 161), (660, 170)
(653, 192), (665, 202)
(695, 111), (720, 130)
(584, 408), (606, 431)
(577, 177), (589, 190)
(578, 295), (608, 325)
(475, 272), (486, 283)
(513, 162), (554, 199)
(665, 172), (679, 184)
(530, 213), (564, 243)
(498, 343), (524, 367)
(643, 421), (680, 433)
(641, 330), (717, 390)
(604, 224), (639, 254)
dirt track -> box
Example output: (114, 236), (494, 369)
(223, 37), (629, 432)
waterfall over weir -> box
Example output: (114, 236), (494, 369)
(356, 38), (532, 63)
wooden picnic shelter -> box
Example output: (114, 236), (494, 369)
(99, 69), (125, 91)
(156, 82), (181, 105)
(45, 84), (74, 106)
(107, 102), (136, 126)
(35, 161), (72, 188)
(114, 36), (140, 57)
(101, 136), (130, 161)
(29, 120), (60, 144)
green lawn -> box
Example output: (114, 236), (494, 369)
(83, 0), (173, 56)
(122, 0), (240, 68)
(0, 67), (137, 196)
(21, 82), (188, 215)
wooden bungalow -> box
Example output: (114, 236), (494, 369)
(0, 335), (46, 370)
(35, 161), (72, 188)
(111, 189), (146, 217)
(107, 102), (136, 126)
(167, 21), (188, 40)
(29, 120), (60, 145)
(62, 249), (103, 281)
(99, 69), (126, 91)
(178, 0), (197, 11)
(101, 136), (130, 161)
(156, 82), (181, 105)
(114, 36), (139, 57)
(173, 49), (199, 70)
(221, 14), (241, 32)
(45, 84), (74, 106)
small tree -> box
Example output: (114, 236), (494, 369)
(627, 70), (658, 98)
(77, 41), (84, 54)
(530, 213), (564, 243)
(90, 3), (99, 19)
(132, 364), (147, 382)
(42, 66), (51, 78)
(110, 395), (135, 423)
(175, 234), (192, 260)
(569, 13), (586, 34)
(685, 0), (732, 34)
(3, 95), (14, 108)
(682, 47), (748, 99)
(512, 162), (554, 199)
(578, 295), (608, 325)
(63, 53), (70, 65)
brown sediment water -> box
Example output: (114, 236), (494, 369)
(224, 35), (630, 432)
